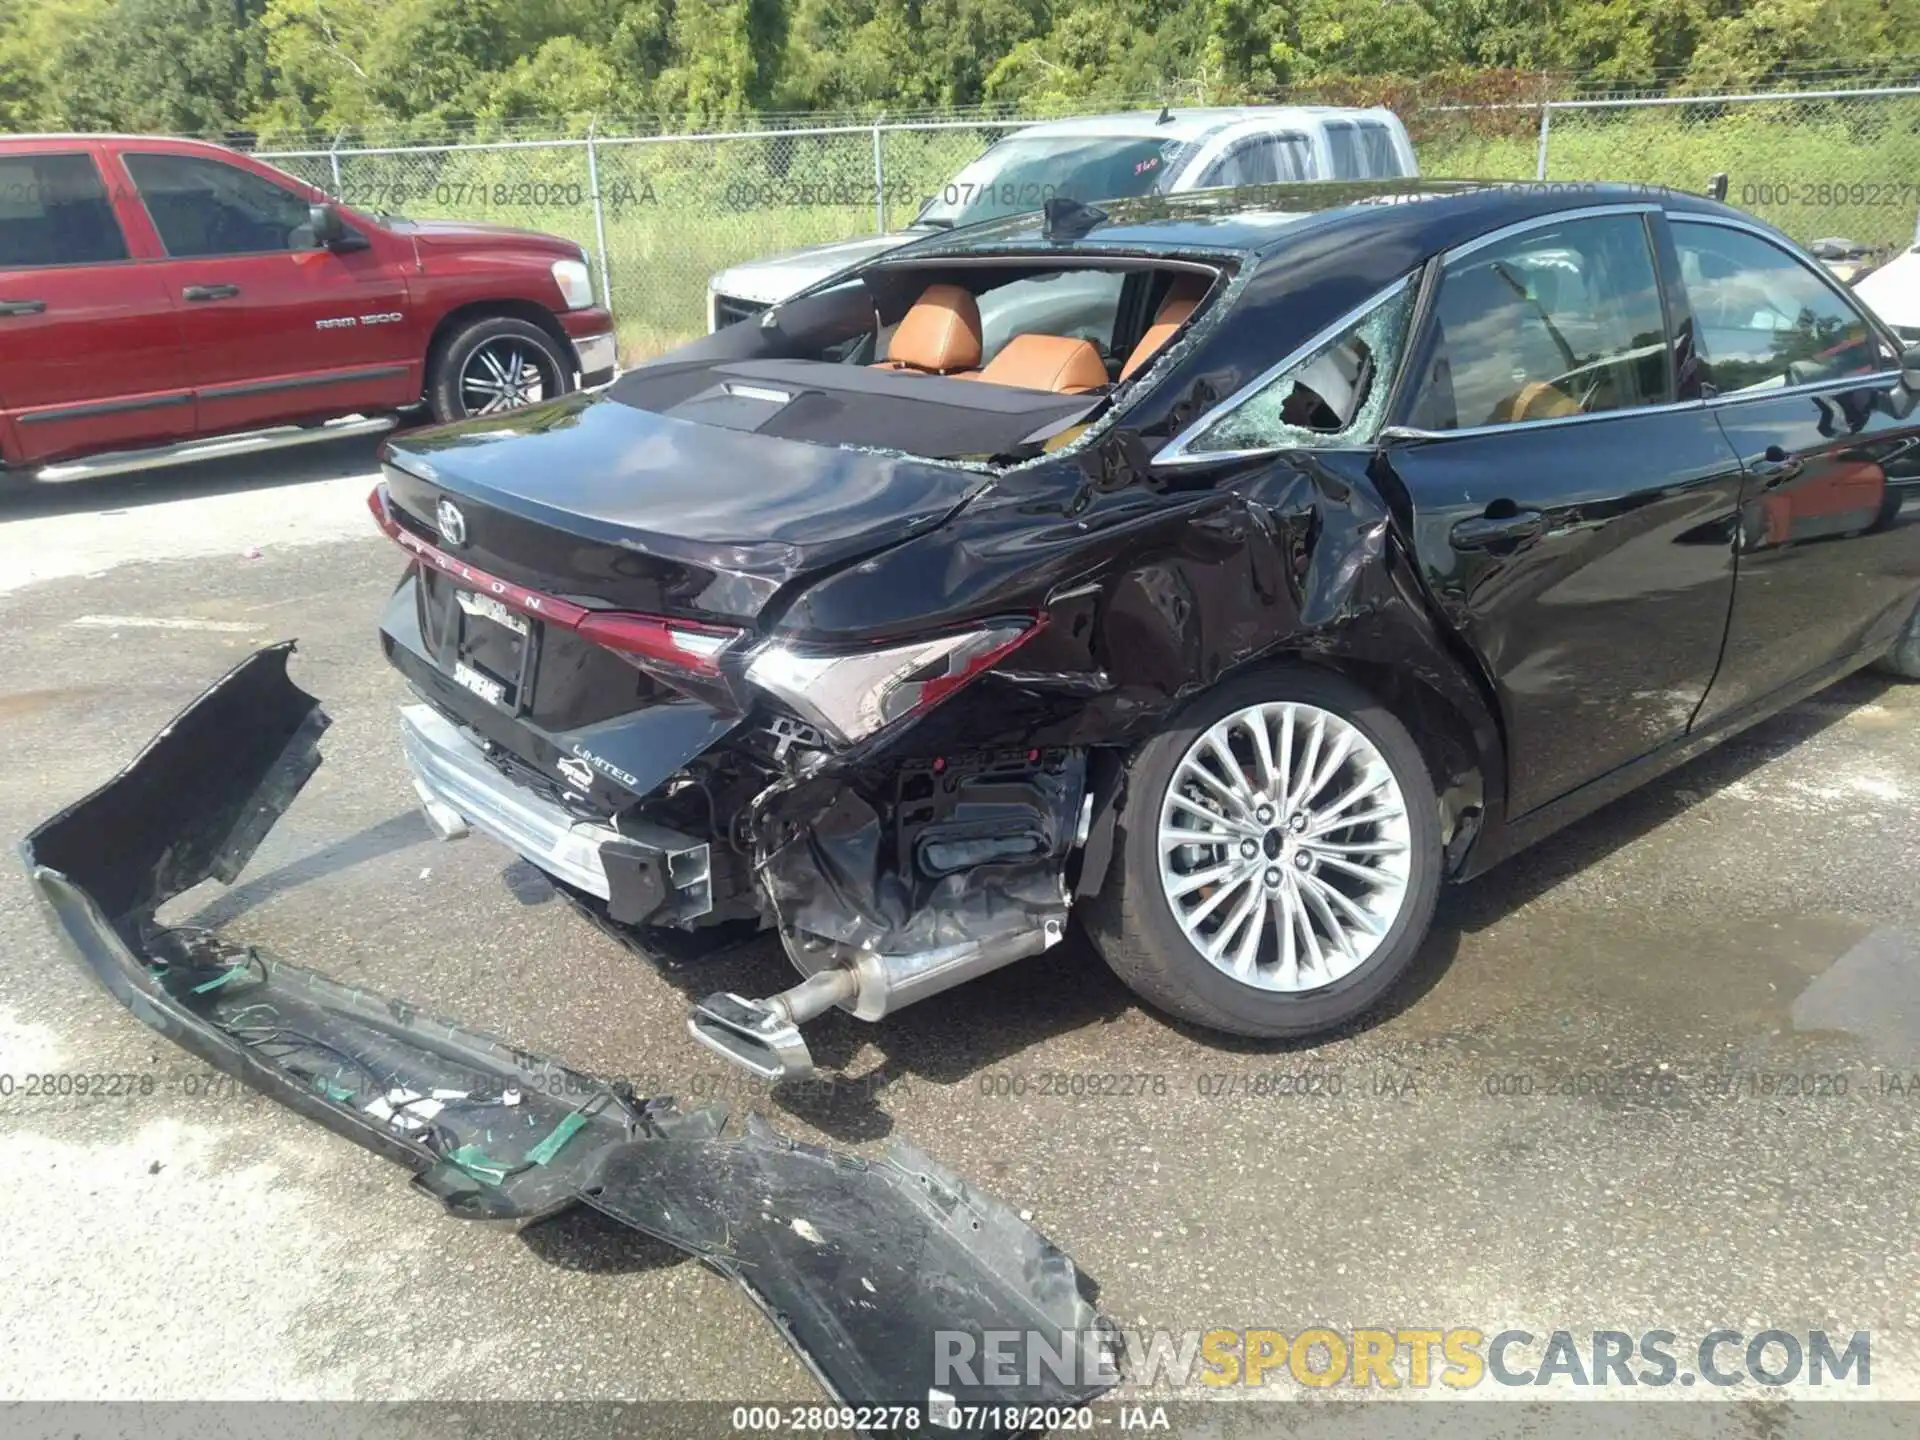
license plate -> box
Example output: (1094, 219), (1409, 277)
(455, 589), (529, 637)
(452, 660), (506, 706)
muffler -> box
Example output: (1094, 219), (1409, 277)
(688, 916), (1065, 1082)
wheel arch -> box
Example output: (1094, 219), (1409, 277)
(1078, 633), (1507, 899)
(423, 300), (573, 385)
(1280, 648), (1499, 876)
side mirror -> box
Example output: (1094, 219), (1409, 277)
(1706, 172), (1729, 202)
(1885, 344), (1920, 419)
(308, 202), (367, 251)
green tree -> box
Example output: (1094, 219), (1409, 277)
(1686, 0), (1920, 89)
(1296, 0), (1457, 77)
(52, 0), (270, 134)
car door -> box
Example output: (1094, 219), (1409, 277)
(1194, 130), (1316, 186)
(1377, 206), (1749, 817)
(114, 148), (414, 436)
(1669, 216), (1920, 727)
(1322, 119), (1413, 180)
(0, 147), (190, 469)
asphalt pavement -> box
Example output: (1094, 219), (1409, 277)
(1, 442), (1916, 1432)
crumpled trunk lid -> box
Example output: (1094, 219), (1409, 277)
(383, 394), (989, 625)
(19, 645), (1117, 1425)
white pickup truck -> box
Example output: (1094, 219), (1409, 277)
(707, 105), (1419, 330)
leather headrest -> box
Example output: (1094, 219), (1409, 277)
(975, 334), (1108, 393)
(1120, 318), (1185, 381)
(1119, 277), (1210, 381)
(1156, 274), (1209, 321)
(884, 284), (983, 373)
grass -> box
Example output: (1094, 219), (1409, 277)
(272, 95), (1920, 364)
(1423, 97), (1920, 249)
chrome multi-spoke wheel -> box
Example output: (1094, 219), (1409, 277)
(460, 338), (554, 415)
(428, 316), (576, 425)
(1156, 700), (1413, 993)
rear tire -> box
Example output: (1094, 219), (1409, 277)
(427, 316), (574, 424)
(1875, 596), (1920, 679)
(1083, 667), (1442, 1038)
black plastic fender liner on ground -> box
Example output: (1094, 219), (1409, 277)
(19, 644), (1119, 1431)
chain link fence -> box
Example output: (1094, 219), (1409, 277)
(255, 82), (1920, 364)
(260, 119), (1025, 358)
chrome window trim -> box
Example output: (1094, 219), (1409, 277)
(1154, 273), (1415, 467)
(1704, 369), (1903, 411)
(1438, 201), (1661, 266)
(1156, 205), (1670, 464)
(1665, 211), (1907, 375)
(1387, 203), (1674, 438)
(1381, 396), (1709, 442)
(1384, 370), (1906, 441)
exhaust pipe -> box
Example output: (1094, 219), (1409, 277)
(688, 916), (1066, 1082)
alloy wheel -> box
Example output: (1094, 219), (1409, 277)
(460, 338), (554, 416)
(1156, 700), (1413, 992)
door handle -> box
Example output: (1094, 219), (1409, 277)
(0, 298), (46, 316)
(1450, 508), (1547, 550)
(1746, 446), (1803, 487)
(183, 284), (241, 302)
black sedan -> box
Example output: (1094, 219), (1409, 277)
(34, 181), (1920, 1091)
(356, 179), (1920, 1077)
(20, 180), (1920, 1405)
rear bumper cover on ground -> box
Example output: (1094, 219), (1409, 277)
(18, 644), (1117, 1426)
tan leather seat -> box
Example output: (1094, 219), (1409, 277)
(1490, 378), (1581, 425)
(1119, 276), (1211, 381)
(872, 284), (983, 375)
(971, 334), (1108, 393)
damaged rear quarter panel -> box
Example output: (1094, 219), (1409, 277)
(769, 434), (1504, 864)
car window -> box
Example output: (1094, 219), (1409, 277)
(1405, 213), (1670, 431)
(1671, 221), (1896, 394)
(0, 153), (128, 268)
(124, 152), (318, 258)
(1325, 122), (1405, 180)
(1177, 282), (1415, 454)
(914, 136), (1187, 229)
(979, 270), (1128, 364)
(1203, 134), (1312, 187)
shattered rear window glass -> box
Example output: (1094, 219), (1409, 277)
(1181, 281), (1415, 453)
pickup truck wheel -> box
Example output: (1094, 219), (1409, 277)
(1084, 668), (1442, 1038)
(1875, 595), (1920, 679)
(428, 317), (574, 423)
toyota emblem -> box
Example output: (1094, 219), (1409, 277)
(435, 498), (467, 547)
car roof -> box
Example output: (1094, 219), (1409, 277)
(0, 133), (244, 154)
(1001, 106), (1402, 145)
(893, 179), (1755, 260)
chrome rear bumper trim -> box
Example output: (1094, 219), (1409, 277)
(398, 703), (618, 899)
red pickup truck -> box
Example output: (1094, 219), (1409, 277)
(0, 134), (618, 483)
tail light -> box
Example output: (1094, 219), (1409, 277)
(576, 611), (739, 677)
(369, 483), (743, 678)
(745, 618), (1043, 747)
